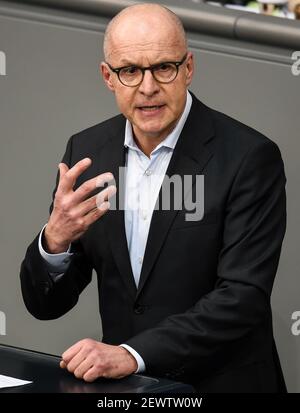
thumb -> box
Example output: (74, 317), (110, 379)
(58, 163), (69, 180)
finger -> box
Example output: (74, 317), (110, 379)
(74, 184), (116, 216)
(60, 360), (67, 369)
(74, 193), (99, 216)
(95, 173), (115, 189)
(73, 357), (95, 379)
(65, 350), (88, 374)
(62, 341), (83, 365)
(95, 185), (117, 209)
(83, 366), (100, 383)
(72, 172), (114, 204)
(59, 163), (69, 180)
(83, 201), (111, 227)
(58, 158), (92, 194)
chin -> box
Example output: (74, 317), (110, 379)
(141, 127), (168, 138)
(139, 120), (170, 135)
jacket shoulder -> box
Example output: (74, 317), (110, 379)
(191, 94), (283, 169)
(70, 114), (126, 149)
(210, 107), (277, 151)
(59, 114), (126, 168)
(190, 93), (278, 152)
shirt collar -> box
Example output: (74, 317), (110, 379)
(124, 90), (192, 154)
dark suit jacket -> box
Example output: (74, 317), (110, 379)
(20, 94), (287, 392)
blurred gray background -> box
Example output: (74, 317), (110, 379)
(0, 0), (299, 391)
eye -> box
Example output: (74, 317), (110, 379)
(121, 66), (139, 76)
(157, 63), (173, 72)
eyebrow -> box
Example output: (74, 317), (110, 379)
(117, 57), (177, 67)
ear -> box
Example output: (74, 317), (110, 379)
(100, 62), (115, 92)
(185, 52), (194, 87)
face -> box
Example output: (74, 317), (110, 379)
(101, 14), (194, 143)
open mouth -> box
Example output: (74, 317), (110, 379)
(137, 104), (165, 112)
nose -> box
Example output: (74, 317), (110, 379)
(138, 69), (160, 96)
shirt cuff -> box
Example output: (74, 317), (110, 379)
(38, 224), (73, 274)
(120, 344), (146, 373)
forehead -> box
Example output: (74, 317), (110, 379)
(106, 14), (185, 64)
(108, 42), (183, 66)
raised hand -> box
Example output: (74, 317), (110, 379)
(44, 158), (116, 253)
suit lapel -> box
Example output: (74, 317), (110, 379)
(95, 96), (216, 301)
(136, 96), (215, 298)
(95, 116), (137, 300)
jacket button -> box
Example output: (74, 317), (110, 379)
(134, 304), (145, 315)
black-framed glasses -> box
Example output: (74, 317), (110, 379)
(106, 53), (188, 87)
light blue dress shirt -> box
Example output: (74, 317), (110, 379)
(123, 92), (192, 287)
(39, 91), (192, 373)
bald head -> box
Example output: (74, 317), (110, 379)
(103, 3), (187, 61)
(100, 3), (193, 146)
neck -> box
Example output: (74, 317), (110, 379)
(133, 133), (166, 158)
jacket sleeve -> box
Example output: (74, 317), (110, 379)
(125, 139), (286, 378)
(20, 136), (93, 320)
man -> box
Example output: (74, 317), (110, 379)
(20, 3), (287, 392)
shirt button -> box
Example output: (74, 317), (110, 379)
(145, 169), (152, 176)
(138, 257), (143, 264)
(63, 258), (70, 264)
